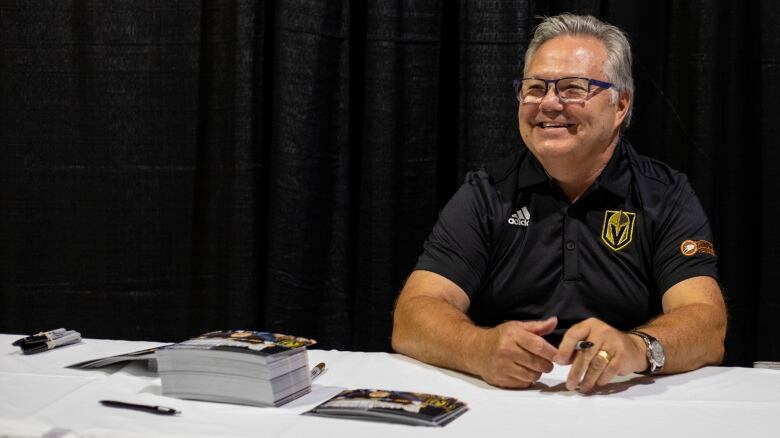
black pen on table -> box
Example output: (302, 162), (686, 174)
(575, 340), (594, 351)
(310, 362), (326, 380)
(100, 400), (180, 416)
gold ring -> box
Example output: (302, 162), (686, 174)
(597, 350), (612, 362)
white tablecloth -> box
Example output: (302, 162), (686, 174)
(1, 334), (779, 437)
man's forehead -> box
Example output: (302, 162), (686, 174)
(525, 35), (607, 77)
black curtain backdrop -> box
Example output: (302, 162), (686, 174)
(0, 1), (777, 367)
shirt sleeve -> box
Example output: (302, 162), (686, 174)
(414, 170), (500, 299)
(652, 175), (719, 294)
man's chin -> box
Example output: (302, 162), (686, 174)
(528, 141), (578, 159)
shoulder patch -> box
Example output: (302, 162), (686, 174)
(680, 239), (716, 257)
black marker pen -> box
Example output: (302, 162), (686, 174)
(100, 400), (180, 416)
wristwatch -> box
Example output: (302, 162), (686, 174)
(630, 330), (665, 374)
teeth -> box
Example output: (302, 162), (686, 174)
(541, 123), (570, 128)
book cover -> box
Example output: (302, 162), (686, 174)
(162, 330), (316, 357)
(304, 389), (468, 427)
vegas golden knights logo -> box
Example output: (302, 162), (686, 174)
(601, 210), (636, 251)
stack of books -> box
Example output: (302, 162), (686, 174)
(156, 330), (316, 407)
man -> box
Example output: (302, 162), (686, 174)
(391, 13), (726, 393)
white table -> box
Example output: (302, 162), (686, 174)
(2, 334), (779, 437)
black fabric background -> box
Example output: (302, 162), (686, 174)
(0, 0), (777, 366)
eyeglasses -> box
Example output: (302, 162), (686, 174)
(513, 77), (614, 104)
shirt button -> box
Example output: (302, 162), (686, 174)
(565, 240), (576, 251)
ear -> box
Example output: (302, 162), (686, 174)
(614, 91), (631, 128)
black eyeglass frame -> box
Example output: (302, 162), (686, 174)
(512, 77), (614, 103)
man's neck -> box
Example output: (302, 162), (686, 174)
(540, 136), (620, 203)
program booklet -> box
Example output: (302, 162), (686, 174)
(304, 389), (468, 427)
(156, 330), (317, 407)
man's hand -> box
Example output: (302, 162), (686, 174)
(392, 270), (562, 389)
(553, 276), (726, 393)
(555, 318), (646, 393)
(477, 317), (559, 388)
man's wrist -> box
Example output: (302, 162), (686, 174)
(630, 330), (666, 374)
(628, 331), (649, 373)
(459, 323), (490, 377)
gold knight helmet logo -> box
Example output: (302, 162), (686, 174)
(601, 210), (636, 251)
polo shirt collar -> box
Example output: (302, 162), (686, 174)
(594, 139), (631, 200)
(516, 148), (550, 188)
(515, 139), (632, 199)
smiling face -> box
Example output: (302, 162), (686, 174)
(519, 35), (629, 166)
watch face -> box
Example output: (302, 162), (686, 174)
(650, 340), (665, 367)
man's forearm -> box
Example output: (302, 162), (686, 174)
(392, 294), (488, 376)
(637, 301), (726, 374)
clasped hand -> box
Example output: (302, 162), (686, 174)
(478, 317), (645, 393)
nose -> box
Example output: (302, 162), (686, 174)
(539, 83), (563, 110)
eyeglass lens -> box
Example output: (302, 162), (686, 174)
(519, 78), (592, 103)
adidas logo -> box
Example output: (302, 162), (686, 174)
(508, 206), (531, 227)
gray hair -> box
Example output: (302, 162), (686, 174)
(524, 13), (634, 129)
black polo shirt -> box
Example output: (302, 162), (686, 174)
(415, 139), (718, 344)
